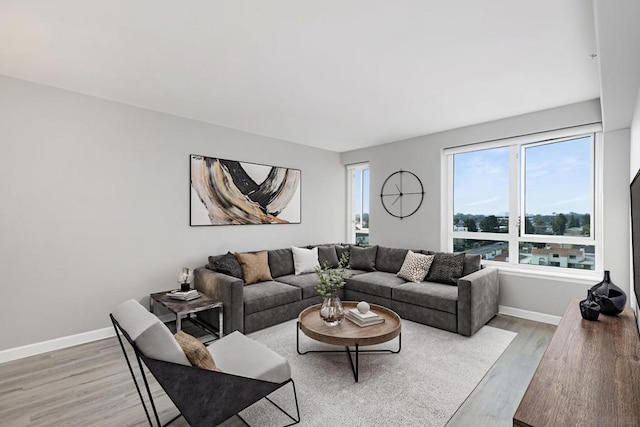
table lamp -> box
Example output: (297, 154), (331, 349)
(177, 267), (194, 292)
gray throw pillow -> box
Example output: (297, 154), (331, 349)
(335, 245), (350, 262)
(208, 252), (243, 279)
(318, 246), (340, 268)
(268, 248), (295, 278)
(461, 254), (482, 277)
(426, 252), (465, 285)
(376, 247), (409, 273)
(349, 245), (378, 272)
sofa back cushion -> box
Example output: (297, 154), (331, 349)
(208, 252), (244, 279)
(426, 252), (465, 285)
(349, 245), (378, 272)
(268, 248), (295, 278)
(376, 247), (409, 273)
(462, 254), (482, 276)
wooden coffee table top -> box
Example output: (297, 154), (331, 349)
(298, 302), (401, 347)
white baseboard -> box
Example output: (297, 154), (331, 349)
(0, 327), (116, 364)
(499, 305), (561, 326)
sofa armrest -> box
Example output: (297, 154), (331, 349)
(194, 267), (245, 334)
(457, 267), (499, 337)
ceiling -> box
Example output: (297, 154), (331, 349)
(0, 1), (603, 152)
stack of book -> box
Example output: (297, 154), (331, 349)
(167, 289), (200, 301)
(345, 307), (384, 327)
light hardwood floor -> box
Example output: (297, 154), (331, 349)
(0, 315), (555, 426)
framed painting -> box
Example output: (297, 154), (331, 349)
(190, 154), (301, 226)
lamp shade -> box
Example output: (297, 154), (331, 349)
(177, 267), (194, 284)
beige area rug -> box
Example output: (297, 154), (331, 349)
(232, 318), (517, 427)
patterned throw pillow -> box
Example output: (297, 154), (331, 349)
(397, 251), (435, 282)
(174, 331), (221, 371)
(208, 252), (243, 279)
(426, 252), (466, 285)
(235, 251), (274, 285)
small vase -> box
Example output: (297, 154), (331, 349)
(319, 292), (344, 326)
(579, 290), (600, 321)
(590, 270), (627, 316)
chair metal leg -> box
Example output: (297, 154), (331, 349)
(235, 379), (300, 426)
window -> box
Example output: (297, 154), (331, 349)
(444, 125), (602, 274)
(347, 163), (369, 244)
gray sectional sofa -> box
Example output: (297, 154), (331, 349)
(194, 244), (499, 337)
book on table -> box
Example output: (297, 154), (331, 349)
(167, 289), (200, 301)
(345, 311), (385, 327)
(348, 308), (380, 320)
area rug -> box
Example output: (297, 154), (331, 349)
(232, 319), (516, 427)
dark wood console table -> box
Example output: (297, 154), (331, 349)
(514, 299), (640, 426)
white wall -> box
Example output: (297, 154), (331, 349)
(342, 99), (631, 318)
(0, 76), (345, 352)
(630, 86), (640, 323)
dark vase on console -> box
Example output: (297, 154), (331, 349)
(590, 270), (626, 316)
(579, 289), (600, 321)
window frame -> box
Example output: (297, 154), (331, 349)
(441, 123), (603, 280)
(346, 162), (370, 244)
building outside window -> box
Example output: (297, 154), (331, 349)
(443, 125), (602, 275)
(347, 163), (369, 244)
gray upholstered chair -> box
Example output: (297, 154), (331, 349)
(110, 299), (299, 426)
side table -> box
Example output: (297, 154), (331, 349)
(149, 290), (224, 339)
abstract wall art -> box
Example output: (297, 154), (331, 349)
(190, 154), (301, 226)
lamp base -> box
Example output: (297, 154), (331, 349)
(180, 283), (191, 292)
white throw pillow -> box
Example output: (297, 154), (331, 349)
(397, 250), (435, 283)
(292, 246), (320, 275)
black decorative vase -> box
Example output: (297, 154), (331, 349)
(579, 290), (600, 321)
(590, 270), (626, 316)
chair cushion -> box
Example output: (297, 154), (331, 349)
(111, 299), (190, 366)
(243, 281), (302, 315)
(235, 251), (274, 285)
(376, 247), (409, 273)
(208, 331), (291, 383)
(268, 248), (295, 278)
(277, 273), (321, 299)
(393, 281), (459, 314)
(345, 271), (407, 299)
(174, 331), (220, 371)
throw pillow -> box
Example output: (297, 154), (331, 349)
(235, 251), (274, 285)
(268, 248), (295, 278)
(461, 253), (482, 276)
(292, 246), (320, 275)
(396, 251), (435, 282)
(208, 252), (243, 279)
(349, 245), (378, 272)
(174, 331), (221, 371)
(335, 245), (350, 262)
(426, 252), (466, 285)
(318, 245), (340, 268)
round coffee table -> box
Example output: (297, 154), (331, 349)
(297, 301), (401, 382)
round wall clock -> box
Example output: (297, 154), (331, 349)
(380, 170), (425, 219)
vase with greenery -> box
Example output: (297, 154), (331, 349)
(314, 252), (350, 326)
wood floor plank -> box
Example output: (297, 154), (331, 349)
(0, 315), (553, 426)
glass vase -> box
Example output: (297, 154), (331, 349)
(319, 292), (344, 326)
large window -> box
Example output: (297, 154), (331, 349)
(347, 163), (369, 244)
(444, 125), (601, 274)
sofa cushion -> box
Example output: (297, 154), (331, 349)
(208, 252), (244, 279)
(426, 252), (465, 285)
(376, 247), (409, 273)
(396, 251), (435, 282)
(346, 271), (407, 299)
(268, 248), (295, 278)
(462, 254), (482, 277)
(277, 273), (321, 299)
(318, 245), (340, 268)
(335, 245), (350, 261)
(235, 251), (274, 285)
(393, 281), (458, 314)
(243, 281), (302, 315)
(349, 245), (378, 272)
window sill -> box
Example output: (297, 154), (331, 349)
(483, 262), (601, 285)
